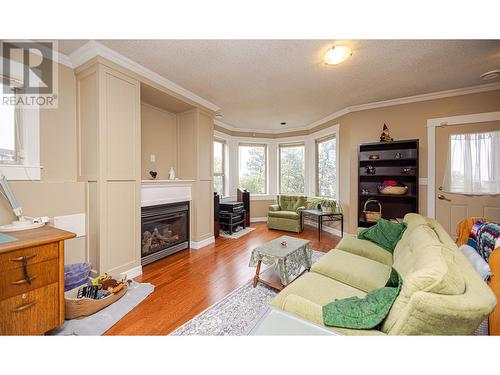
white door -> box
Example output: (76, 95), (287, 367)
(435, 121), (500, 237)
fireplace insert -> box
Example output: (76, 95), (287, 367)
(141, 201), (189, 265)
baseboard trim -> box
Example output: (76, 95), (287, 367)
(124, 265), (143, 279)
(251, 217), (268, 223)
(304, 219), (343, 238)
(191, 236), (215, 249)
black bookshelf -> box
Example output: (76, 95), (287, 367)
(358, 139), (419, 227)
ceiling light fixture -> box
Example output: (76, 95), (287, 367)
(480, 70), (500, 80)
(324, 46), (352, 65)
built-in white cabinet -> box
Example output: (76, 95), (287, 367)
(77, 62), (141, 275)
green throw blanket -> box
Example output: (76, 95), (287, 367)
(358, 218), (407, 253)
(322, 268), (402, 329)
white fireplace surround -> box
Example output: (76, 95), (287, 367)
(140, 180), (214, 250)
(141, 180), (194, 207)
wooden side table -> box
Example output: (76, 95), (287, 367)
(0, 226), (75, 335)
(302, 209), (343, 241)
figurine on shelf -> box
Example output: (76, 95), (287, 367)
(380, 123), (394, 142)
(168, 167), (176, 180)
(149, 171), (157, 179)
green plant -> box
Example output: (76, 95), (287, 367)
(308, 197), (341, 212)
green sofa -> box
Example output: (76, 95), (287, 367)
(267, 195), (307, 233)
(270, 213), (497, 335)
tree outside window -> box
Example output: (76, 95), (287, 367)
(279, 143), (305, 194)
(316, 136), (337, 197)
(213, 139), (225, 196)
(239, 144), (266, 194)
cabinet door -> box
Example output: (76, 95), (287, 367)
(102, 68), (141, 180)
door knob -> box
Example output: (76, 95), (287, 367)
(437, 194), (451, 201)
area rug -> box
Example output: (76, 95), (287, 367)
(219, 226), (255, 239)
(48, 281), (154, 336)
(170, 250), (324, 336)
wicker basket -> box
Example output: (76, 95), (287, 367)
(65, 283), (127, 320)
(364, 199), (382, 222)
(378, 185), (408, 195)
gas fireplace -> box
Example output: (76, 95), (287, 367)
(141, 201), (189, 265)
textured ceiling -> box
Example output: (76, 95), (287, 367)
(58, 40), (500, 130)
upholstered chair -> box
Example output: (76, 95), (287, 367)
(267, 195), (307, 233)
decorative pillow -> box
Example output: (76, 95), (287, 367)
(459, 244), (492, 281)
(358, 218), (407, 253)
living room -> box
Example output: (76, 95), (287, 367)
(1, 1), (500, 374)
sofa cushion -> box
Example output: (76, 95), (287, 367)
(270, 272), (366, 310)
(278, 195), (302, 211)
(311, 249), (392, 292)
(335, 235), (393, 266)
(268, 210), (300, 220)
(281, 294), (386, 336)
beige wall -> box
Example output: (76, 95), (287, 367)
(330, 89), (500, 233)
(0, 64), (86, 264)
(250, 199), (275, 219)
(141, 103), (178, 180)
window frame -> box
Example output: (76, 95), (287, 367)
(238, 142), (268, 195)
(278, 141), (305, 195)
(0, 84), (41, 181)
(213, 137), (226, 196)
(0, 88), (17, 164)
(315, 134), (337, 198)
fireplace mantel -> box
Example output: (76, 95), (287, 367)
(141, 180), (194, 207)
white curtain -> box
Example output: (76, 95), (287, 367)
(443, 130), (500, 195)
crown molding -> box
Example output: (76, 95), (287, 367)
(69, 40), (220, 113)
(215, 82), (500, 134)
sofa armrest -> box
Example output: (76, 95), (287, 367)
(296, 206), (306, 213)
(269, 204), (281, 212)
(282, 294), (325, 326)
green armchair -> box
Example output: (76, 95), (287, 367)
(267, 195), (307, 233)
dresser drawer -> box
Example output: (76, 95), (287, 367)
(0, 259), (59, 301)
(0, 282), (60, 335)
(0, 242), (59, 272)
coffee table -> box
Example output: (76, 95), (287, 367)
(249, 236), (312, 290)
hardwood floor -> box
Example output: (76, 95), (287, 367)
(104, 223), (341, 335)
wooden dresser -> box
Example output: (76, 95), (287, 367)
(0, 226), (75, 335)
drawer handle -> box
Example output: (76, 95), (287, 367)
(11, 275), (39, 285)
(10, 254), (37, 262)
(12, 301), (37, 313)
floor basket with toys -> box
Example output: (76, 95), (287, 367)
(65, 273), (129, 320)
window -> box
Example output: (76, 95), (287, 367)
(238, 143), (267, 194)
(213, 139), (226, 196)
(444, 130), (500, 194)
(279, 143), (305, 194)
(0, 84), (17, 163)
(316, 135), (337, 197)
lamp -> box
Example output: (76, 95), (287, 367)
(324, 46), (352, 65)
(0, 172), (46, 232)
